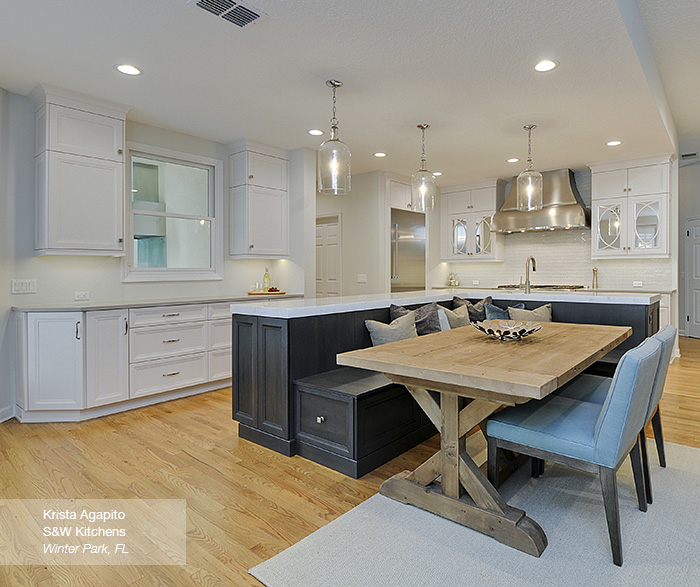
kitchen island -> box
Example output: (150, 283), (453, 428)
(230, 289), (660, 476)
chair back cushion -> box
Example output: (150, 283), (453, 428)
(645, 325), (677, 420)
(594, 337), (662, 467)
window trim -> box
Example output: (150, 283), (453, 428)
(122, 142), (224, 282)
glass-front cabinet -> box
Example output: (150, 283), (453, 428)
(448, 213), (496, 258)
(592, 194), (668, 258)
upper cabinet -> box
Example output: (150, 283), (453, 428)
(389, 179), (415, 211)
(590, 157), (671, 259)
(228, 140), (289, 258)
(440, 180), (506, 261)
(29, 84), (131, 256)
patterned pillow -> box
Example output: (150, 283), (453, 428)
(390, 302), (441, 335)
(453, 296), (493, 322)
(508, 303), (552, 322)
(484, 302), (525, 321)
(365, 312), (418, 346)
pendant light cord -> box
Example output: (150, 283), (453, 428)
(524, 124), (536, 170)
(331, 85), (338, 127)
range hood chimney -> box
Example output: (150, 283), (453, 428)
(491, 168), (590, 233)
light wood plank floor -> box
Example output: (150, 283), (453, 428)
(1, 337), (698, 586)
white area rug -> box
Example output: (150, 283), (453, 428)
(251, 442), (700, 587)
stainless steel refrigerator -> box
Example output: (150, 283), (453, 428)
(390, 208), (426, 292)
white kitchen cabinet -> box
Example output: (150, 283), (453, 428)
(86, 310), (129, 408)
(21, 312), (84, 410)
(440, 180), (505, 261)
(590, 157), (671, 259)
(228, 141), (289, 258)
(130, 354), (208, 399)
(389, 179), (414, 210)
(30, 85), (130, 256)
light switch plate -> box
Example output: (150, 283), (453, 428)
(74, 291), (90, 301)
(11, 279), (37, 294)
(633, 281), (643, 288)
(472, 279), (480, 285)
(357, 274), (367, 283)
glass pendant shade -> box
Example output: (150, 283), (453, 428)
(516, 124), (543, 212)
(318, 126), (351, 195)
(516, 168), (543, 212)
(411, 168), (438, 212)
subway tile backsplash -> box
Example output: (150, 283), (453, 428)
(444, 229), (673, 291)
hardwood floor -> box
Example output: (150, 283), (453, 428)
(0, 336), (697, 586)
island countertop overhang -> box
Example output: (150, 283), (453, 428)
(229, 289), (662, 319)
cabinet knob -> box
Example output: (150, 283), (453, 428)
(249, 174), (254, 179)
(249, 244), (254, 249)
(118, 238), (123, 243)
(118, 148), (123, 155)
(407, 203), (412, 209)
(316, 416), (325, 424)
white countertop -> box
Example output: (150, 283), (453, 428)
(13, 293), (303, 313)
(229, 289), (661, 319)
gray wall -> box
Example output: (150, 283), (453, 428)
(678, 160), (700, 334)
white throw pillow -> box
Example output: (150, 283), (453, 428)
(365, 312), (418, 346)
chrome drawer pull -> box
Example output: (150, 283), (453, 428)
(162, 313), (180, 317)
(163, 339), (180, 344)
(316, 416), (325, 424)
(163, 371), (180, 377)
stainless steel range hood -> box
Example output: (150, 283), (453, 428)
(491, 168), (590, 233)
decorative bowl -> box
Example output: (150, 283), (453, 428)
(472, 320), (542, 341)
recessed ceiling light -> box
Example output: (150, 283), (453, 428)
(432, 171), (443, 176)
(115, 64), (142, 76)
(308, 129), (324, 136)
(607, 140), (622, 146)
(535, 59), (559, 72)
(374, 152), (387, 158)
(507, 157), (520, 163)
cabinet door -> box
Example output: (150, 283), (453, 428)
(448, 214), (469, 259)
(628, 164), (668, 196)
(247, 186), (289, 256)
(592, 198), (626, 257)
(473, 213), (495, 257)
(446, 190), (471, 214)
(592, 169), (628, 199)
(49, 105), (124, 162)
(232, 315), (258, 427)
(27, 312), (84, 410)
(389, 180), (412, 210)
(257, 318), (289, 438)
(86, 310), (129, 408)
(627, 194), (668, 256)
(470, 187), (496, 213)
(246, 152), (288, 191)
(44, 151), (123, 252)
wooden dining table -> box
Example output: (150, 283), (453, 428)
(337, 321), (631, 557)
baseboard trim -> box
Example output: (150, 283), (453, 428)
(14, 380), (231, 423)
(0, 404), (15, 423)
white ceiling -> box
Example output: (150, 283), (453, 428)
(0, 0), (695, 186)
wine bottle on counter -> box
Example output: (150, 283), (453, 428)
(263, 267), (271, 291)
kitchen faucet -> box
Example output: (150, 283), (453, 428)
(525, 256), (537, 294)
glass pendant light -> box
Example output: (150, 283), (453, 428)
(318, 80), (351, 195)
(411, 124), (439, 212)
(516, 124), (543, 212)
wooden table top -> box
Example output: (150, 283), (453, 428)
(337, 322), (631, 404)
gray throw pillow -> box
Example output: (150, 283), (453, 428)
(484, 302), (525, 321)
(508, 303), (552, 322)
(390, 302), (441, 335)
(441, 305), (470, 329)
(453, 296), (493, 322)
(365, 312), (418, 346)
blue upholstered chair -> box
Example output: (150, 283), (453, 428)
(556, 325), (677, 503)
(487, 337), (663, 566)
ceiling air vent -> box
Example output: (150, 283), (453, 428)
(196, 0), (267, 27)
(681, 152), (698, 160)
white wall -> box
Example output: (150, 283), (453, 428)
(316, 171), (385, 296)
(678, 160), (700, 333)
(0, 91), (308, 419)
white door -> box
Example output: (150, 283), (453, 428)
(316, 215), (341, 297)
(686, 218), (700, 338)
(86, 310), (129, 407)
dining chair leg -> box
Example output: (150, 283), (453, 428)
(530, 457), (541, 478)
(629, 439), (647, 512)
(651, 407), (666, 468)
(599, 466), (623, 567)
(639, 428), (653, 504)
(487, 436), (499, 489)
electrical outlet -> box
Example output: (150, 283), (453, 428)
(11, 279), (37, 294)
(472, 279), (480, 285)
(357, 274), (367, 284)
(633, 281), (643, 288)
(74, 291), (90, 301)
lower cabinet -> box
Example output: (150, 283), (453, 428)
(130, 354), (208, 398)
(86, 309), (129, 408)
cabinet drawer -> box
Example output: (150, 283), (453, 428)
(209, 349), (232, 381)
(129, 304), (207, 327)
(130, 322), (207, 363)
(130, 353), (208, 398)
(209, 318), (232, 349)
(296, 388), (353, 457)
(208, 302), (233, 320)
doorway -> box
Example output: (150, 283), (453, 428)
(686, 217), (700, 338)
(316, 215), (342, 297)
